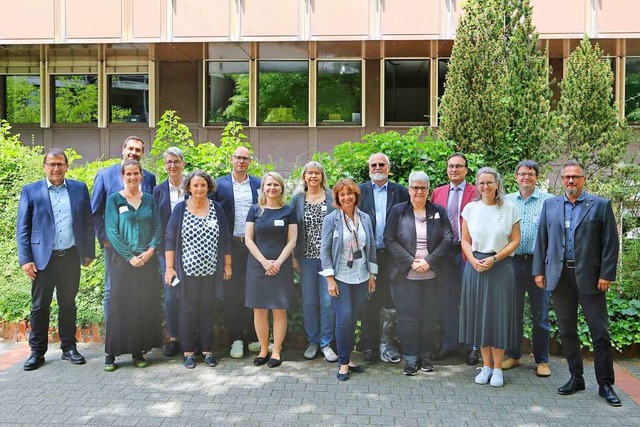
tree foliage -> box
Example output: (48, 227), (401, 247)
(439, 0), (553, 175)
(555, 36), (631, 178)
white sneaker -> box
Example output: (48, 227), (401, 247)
(321, 346), (338, 362)
(490, 369), (504, 387)
(474, 366), (493, 384)
(230, 340), (244, 359)
(304, 343), (319, 359)
(248, 341), (261, 352)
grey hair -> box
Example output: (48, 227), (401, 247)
(183, 170), (216, 197)
(368, 152), (391, 165)
(475, 167), (506, 207)
(294, 161), (328, 195)
(408, 171), (430, 188)
(163, 146), (185, 162)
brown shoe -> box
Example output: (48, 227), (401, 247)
(536, 362), (551, 377)
(501, 357), (521, 370)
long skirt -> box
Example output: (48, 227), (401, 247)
(105, 251), (162, 356)
(459, 252), (518, 350)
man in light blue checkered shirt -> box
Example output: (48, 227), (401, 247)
(502, 160), (554, 378)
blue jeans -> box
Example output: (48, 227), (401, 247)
(299, 257), (334, 348)
(331, 280), (368, 365)
(507, 256), (550, 363)
(159, 255), (180, 338)
(391, 278), (441, 363)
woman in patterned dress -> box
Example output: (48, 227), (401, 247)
(245, 172), (297, 368)
(164, 171), (231, 369)
(289, 161), (337, 362)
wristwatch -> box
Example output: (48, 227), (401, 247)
(493, 256), (499, 263)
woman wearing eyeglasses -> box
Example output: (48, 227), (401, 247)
(383, 171), (453, 376)
(459, 167), (521, 387)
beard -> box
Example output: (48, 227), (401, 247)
(565, 188), (578, 196)
(370, 172), (388, 181)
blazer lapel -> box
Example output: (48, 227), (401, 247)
(40, 180), (55, 222)
(575, 193), (595, 229)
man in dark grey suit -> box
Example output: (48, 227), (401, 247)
(358, 152), (409, 363)
(533, 160), (621, 406)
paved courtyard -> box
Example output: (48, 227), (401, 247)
(1, 342), (639, 426)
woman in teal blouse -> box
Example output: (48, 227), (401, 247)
(103, 159), (162, 371)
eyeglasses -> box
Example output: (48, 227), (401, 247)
(370, 163), (387, 168)
(45, 162), (67, 169)
(233, 155), (252, 162)
(409, 186), (428, 192)
(561, 175), (584, 182)
(517, 172), (536, 178)
(478, 181), (496, 187)
(164, 160), (182, 166)
(447, 164), (466, 170)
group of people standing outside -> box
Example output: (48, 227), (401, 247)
(17, 137), (622, 406)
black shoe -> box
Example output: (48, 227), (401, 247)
(204, 353), (217, 367)
(431, 348), (457, 361)
(183, 354), (196, 369)
(337, 371), (350, 381)
(268, 357), (282, 368)
(61, 349), (86, 365)
(363, 348), (379, 363)
(465, 349), (480, 366)
(348, 365), (365, 374)
(23, 353), (45, 371)
(403, 362), (419, 376)
(558, 376), (586, 395)
(253, 354), (270, 366)
(164, 340), (180, 357)
(420, 358), (435, 372)
(598, 384), (622, 407)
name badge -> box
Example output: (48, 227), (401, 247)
(534, 215), (540, 225)
(493, 215), (504, 223)
(207, 219), (217, 228)
(321, 205), (327, 212)
(274, 219), (285, 226)
(565, 220), (570, 229)
(434, 212), (440, 219)
(118, 206), (129, 214)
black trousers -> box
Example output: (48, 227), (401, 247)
(179, 275), (216, 352)
(553, 266), (615, 385)
(223, 240), (257, 343)
(359, 249), (394, 351)
(29, 248), (80, 354)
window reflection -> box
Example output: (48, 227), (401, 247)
(258, 61), (308, 125)
(625, 57), (640, 125)
(384, 59), (430, 125)
(2, 75), (40, 124)
(206, 61), (250, 125)
(109, 75), (149, 123)
(317, 61), (361, 125)
(52, 75), (98, 124)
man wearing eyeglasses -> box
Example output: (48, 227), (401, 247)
(18, 149), (95, 370)
(357, 153), (409, 363)
(214, 146), (261, 359)
(91, 136), (156, 324)
(502, 160), (553, 378)
(430, 153), (478, 365)
(533, 160), (621, 407)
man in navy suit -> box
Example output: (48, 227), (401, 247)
(91, 136), (156, 323)
(17, 149), (95, 371)
(358, 152), (409, 363)
(533, 160), (621, 407)
(214, 146), (261, 358)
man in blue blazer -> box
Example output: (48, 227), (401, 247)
(213, 146), (261, 358)
(17, 149), (95, 371)
(533, 160), (621, 406)
(357, 152), (409, 363)
(91, 136), (156, 323)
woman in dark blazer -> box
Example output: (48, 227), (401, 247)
(384, 171), (454, 376)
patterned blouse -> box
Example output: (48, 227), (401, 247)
(303, 200), (326, 259)
(181, 200), (219, 277)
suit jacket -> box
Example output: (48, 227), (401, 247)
(532, 191), (619, 295)
(213, 174), (261, 235)
(17, 179), (95, 271)
(320, 208), (378, 278)
(91, 163), (156, 245)
(289, 189), (335, 257)
(357, 180), (409, 239)
(431, 182), (477, 232)
(384, 201), (454, 282)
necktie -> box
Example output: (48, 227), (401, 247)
(449, 187), (460, 241)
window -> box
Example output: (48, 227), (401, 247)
(52, 75), (98, 124)
(625, 57), (640, 125)
(1, 75), (40, 123)
(205, 61), (250, 125)
(317, 61), (362, 125)
(384, 59), (430, 125)
(258, 61), (308, 125)
(109, 75), (149, 124)
(437, 59), (449, 122)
